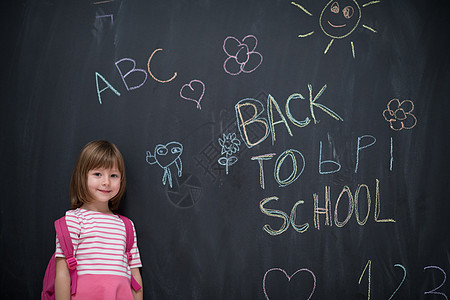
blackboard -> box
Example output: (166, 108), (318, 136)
(1, 0), (449, 299)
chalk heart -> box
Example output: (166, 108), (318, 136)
(180, 79), (205, 109)
(154, 142), (183, 169)
(262, 268), (316, 300)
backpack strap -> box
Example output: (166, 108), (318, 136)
(118, 215), (142, 291)
(54, 217), (77, 295)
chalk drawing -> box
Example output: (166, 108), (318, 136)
(291, 0), (380, 58)
(92, 0), (115, 4)
(95, 72), (120, 104)
(263, 267), (316, 299)
(193, 91), (263, 183)
(180, 80), (205, 110)
(223, 35), (263, 75)
(383, 98), (417, 131)
(423, 266), (448, 300)
(147, 48), (177, 83)
(251, 153), (276, 189)
(96, 14), (113, 23)
(146, 142), (183, 188)
(387, 264), (407, 300)
(217, 132), (241, 174)
(359, 259), (372, 300)
(115, 58), (148, 91)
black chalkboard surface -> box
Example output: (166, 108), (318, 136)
(1, 0), (449, 299)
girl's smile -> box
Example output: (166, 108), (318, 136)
(86, 167), (121, 209)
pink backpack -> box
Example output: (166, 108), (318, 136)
(41, 215), (142, 299)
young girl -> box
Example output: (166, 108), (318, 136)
(55, 140), (143, 300)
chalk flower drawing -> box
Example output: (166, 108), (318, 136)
(218, 133), (241, 174)
(383, 99), (417, 131)
(223, 35), (263, 75)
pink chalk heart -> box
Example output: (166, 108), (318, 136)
(262, 268), (316, 300)
(180, 79), (205, 110)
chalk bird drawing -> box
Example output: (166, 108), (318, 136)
(146, 142), (183, 188)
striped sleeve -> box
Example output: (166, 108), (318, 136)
(129, 219), (142, 268)
(55, 210), (81, 258)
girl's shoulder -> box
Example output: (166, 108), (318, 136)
(64, 208), (85, 225)
(65, 208), (87, 218)
(65, 208), (80, 215)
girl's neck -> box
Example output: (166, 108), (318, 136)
(80, 203), (113, 214)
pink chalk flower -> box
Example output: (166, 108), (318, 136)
(223, 35), (263, 75)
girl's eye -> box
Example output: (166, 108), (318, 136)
(111, 174), (120, 178)
(93, 172), (102, 176)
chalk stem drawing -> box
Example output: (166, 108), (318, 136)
(223, 35), (263, 75)
(218, 133), (241, 174)
(146, 142), (183, 188)
(180, 80), (205, 110)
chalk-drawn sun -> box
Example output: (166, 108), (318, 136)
(291, 0), (379, 58)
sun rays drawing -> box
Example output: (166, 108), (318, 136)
(291, 0), (380, 58)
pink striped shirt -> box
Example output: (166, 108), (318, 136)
(55, 208), (142, 279)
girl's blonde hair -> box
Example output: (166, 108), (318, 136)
(70, 140), (126, 212)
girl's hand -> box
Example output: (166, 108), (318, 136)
(131, 268), (143, 300)
(55, 257), (71, 300)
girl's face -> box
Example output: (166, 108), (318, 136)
(87, 166), (121, 207)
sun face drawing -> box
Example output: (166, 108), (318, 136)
(291, 0), (380, 58)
